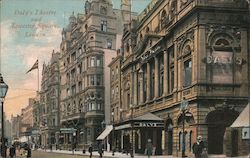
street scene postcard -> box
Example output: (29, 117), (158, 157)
(0, 0), (249, 158)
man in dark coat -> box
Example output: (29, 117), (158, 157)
(98, 142), (103, 158)
(25, 145), (31, 158)
(88, 144), (93, 158)
(9, 145), (16, 158)
(1, 144), (7, 158)
(192, 136), (205, 158)
(145, 139), (153, 158)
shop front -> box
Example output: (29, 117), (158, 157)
(114, 113), (164, 155)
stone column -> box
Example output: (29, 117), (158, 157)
(154, 56), (159, 98)
(146, 62), (151, 101)
(163, 50), (168, 96)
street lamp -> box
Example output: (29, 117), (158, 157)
(111, 111), (115, 156)
(180, 98), (188, 158)
(129, 104), (134, 158)
(0, 73), (9, 157)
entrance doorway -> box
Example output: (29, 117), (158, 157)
(123, 135), (130, 153)
(206, 109), (238, 154)
(231, 130), (238, 156)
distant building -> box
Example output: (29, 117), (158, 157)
(18, 99), (34, 143)
(40, 51), (61, 147)
(110, 0), (250, 157)
(11, 115), (21, 142)
(59, 0), (135, 149)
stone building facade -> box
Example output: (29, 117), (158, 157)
(11, 115), (21, 142)
(110, 0), (250, 157)
(40, 51), (61, 147)
(59, 0), (134, 149)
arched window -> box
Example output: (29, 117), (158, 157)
(208, 35), (233, 84)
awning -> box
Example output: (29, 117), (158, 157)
(60, 128), (77, 134)
(115, 124), (131, 130)
(133, 113), (163, 121)
(96, 125), (113, 140)
(231, 104), (249, 128)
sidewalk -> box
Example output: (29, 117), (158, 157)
(39, 149), (171, 158)
(37, 149), (250, 158)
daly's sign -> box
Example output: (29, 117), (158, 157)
(134, 122), (164, 128)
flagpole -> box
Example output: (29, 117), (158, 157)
(37, 60), (39, 93)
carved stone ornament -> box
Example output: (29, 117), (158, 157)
(206, 25), (241, 47)
(176, 30), (194, 57)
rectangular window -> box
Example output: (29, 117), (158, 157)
(159, 56), (164, 96)
(150, 63), (155, 99)
(78, 81), (82, 92)
(115, 86), (119, 98)
(67, 88), (70, 96)
(168, 47), (174, 93)
(112, 89), (115, 99)
(96, 75), (102, 85)
(170, 68), (174, 93)
(137, 71), (140, 103)
(159, 72), (164, 96)
(79, 47), (82, 54)
(78, 63), (82, 74)
(71, 85), (76, 95)
(97, 103), (101, 110)
(71, 52), (76, 61)
(91, 103), (96, 110)
(107, 40), (112, 49)
(90, 75), (95, 85)
(184, 60), (192, 87)
(101, 20), (107, 32)
(96, 56), (102, 67)
(143, 68), (147, 102)
(90, 57), (95, 67)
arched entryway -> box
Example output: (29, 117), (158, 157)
(206, 109), (238, 154)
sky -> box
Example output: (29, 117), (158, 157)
(0, 0), (151, 120)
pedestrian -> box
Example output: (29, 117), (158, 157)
(1, 144), (7, 158)
(98, 142), (103, 158)
(88, 144), (93, 158)
(145, 139), (153, 158)
(9, 145), (16, 158)
(26, 145), (31, 158)
(192, 136), (205, 158)
(49, 143), (52, 152)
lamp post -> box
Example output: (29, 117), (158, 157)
(129, 104), (134, 158)
(0, 74), (9, 158)
(111, 111), (115, 156)
(180, 98), (188, 158)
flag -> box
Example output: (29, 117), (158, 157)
(26, 60), (38, 73)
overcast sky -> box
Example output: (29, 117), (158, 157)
(0, 0), (151, 119)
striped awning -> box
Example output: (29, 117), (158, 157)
(96, 125), (113, 140)
(231, 104), (249, 128)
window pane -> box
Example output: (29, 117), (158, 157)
(184, 60), (192, 87)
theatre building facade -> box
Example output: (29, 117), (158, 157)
(109, 0), (250, 157)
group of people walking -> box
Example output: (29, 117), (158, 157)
(0, 143), (31, 158)
(87, 136), (206, 158)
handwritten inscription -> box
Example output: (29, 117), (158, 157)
(11, 9), (58, 38)
(14, 9), (56, 16)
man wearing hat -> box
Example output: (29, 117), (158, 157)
(192, 136), (205, 158)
